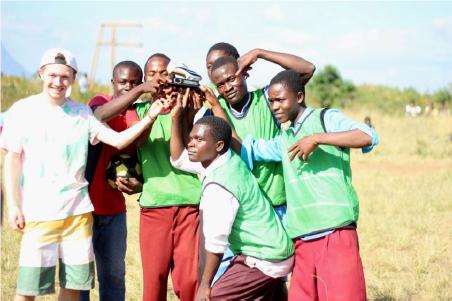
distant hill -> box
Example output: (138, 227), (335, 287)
(1, 44), (31, 77)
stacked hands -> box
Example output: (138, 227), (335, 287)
(114, 78), (221, 194)
(145, 76), (221, 121)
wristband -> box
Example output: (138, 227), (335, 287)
(311, 133), (318, 146)
(147, 115), (157, 123)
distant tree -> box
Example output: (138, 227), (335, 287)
(308, 65), (355, 108)
(432, 87), (452, 104)
(401, 87), (422, 105)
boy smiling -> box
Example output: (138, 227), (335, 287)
(1, 48), (170, 301)
(242, 70), (379, 300)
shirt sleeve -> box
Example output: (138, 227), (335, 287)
(170, 149), (205, 174)
(241, 134), (283, 171)
(87, 108), (107, 145)
(88, 94), (109, 108)
(202, 184), (239, 254)
(323, 109), (379, 154)
(0, 103), (23, 154)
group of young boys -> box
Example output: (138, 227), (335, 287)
(2, 42), (378, 301)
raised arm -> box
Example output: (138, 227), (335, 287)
(200, 85), (242, 154)
(4, 151), (25, 231)
(94, 77), (168, 122)
(170, 92), (189, 161)
(236, 48), (316, 84)
(97, 99), (170, 150)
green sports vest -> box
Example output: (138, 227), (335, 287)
(218, 89), (286, 206)
(203, 152), (294, 261)
(280, 108), (359, 239)
(135, 103), (202, 207)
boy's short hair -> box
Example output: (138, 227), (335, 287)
(207, 42), (240, 59)
(211, 56), (238, 75)
(270, 70), (306, 96)
(144, 53), (170, 70)
(195, 116), (232, 152)
(113, 60), (143, 79)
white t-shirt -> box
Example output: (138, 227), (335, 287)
(1, 93), (105, 222)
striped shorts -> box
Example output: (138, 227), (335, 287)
(16, 213), (95, 296)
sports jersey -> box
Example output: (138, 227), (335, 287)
(135, 102), (202, 207)
(0, 93), (105, 222)
(85, 94), (139, 215)
(218, 88), (285, 206)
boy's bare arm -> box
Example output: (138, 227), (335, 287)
(4, 151), (25, 231)
(170, 92), (189, 161)
(94, 77), (168, 123)
(98, 99), (170, 150)
(200, 86), (242, 154)
(236, 48), (316, 84)
(195, 251), (223, 301)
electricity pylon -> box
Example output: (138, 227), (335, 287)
(88, 23), (142, 90)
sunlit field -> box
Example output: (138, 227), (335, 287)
(2, 105), (452, 299)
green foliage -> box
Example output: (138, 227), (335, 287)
(306, 65), (451, 115)
(432, 87), (452, 104)
(1, 76), (110, 111)
(308, 65), (356, 108)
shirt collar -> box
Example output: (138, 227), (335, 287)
(228, 92), (251, 117)
(289, 106), (313, 133)
(201, 149), (232, 182)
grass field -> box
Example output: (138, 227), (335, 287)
(2, 109), (452, 300)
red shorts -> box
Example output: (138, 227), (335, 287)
(289, 229), (366, 301)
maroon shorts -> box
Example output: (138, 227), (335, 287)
(289, 229), (366, 301)
(210, 255), (285, 300)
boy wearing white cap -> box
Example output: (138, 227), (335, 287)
(1, 48), (171, 301)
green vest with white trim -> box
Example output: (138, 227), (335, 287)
(202, 152), (294, 261)
(218, 89), (286, 206)
(280, 108), (359, 239)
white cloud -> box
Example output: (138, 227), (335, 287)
(278, 29), (322, 45)
(264, 4), (286, 21)
(329, 29), (409, 55)
(434, 17), (452, 36)
(142, 16), (181, 33)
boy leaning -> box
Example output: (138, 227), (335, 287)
(242, 70), (379, 300)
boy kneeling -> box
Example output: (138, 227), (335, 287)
(170, 109), (294, 300)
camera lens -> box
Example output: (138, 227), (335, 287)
(174, 78), (182, 84)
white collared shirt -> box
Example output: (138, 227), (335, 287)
(171, 150), (293, 278)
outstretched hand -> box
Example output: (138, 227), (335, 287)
(141, 75), (169, 95)
(147, 96), (173, 120)
(200, 86), (220, 109)
(235, 49), (259, 78)
(287, 135), (319, 162)
(170, 88), (191, 119)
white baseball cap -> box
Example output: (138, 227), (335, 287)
(39, 48), (78, 73)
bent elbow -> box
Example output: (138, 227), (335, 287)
(363, 135), (373, 147)
(308, 64), (316, 79)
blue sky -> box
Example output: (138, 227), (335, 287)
(2, 1), (452, 93)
